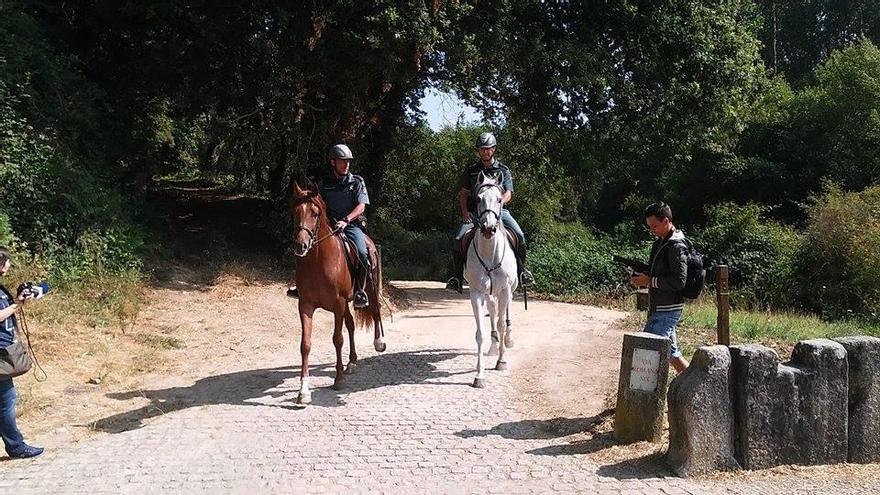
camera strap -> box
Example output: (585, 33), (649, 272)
(1, 284), (46, 382)
(17, 308), (46, 382)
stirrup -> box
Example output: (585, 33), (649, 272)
(519, 269), (535, 287)
(445, 277), (463, 294)
(353, 290), (369, 309)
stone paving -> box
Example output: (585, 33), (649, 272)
(1, 283), (878, 494)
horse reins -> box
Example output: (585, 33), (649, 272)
(474, 182), (504, 226)
(472, 182), (508, 294)
(472, 181), (528, 309)
(293, 194), (344, 253)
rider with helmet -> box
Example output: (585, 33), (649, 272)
(319, 144), (372, 309)
(445, 132), (534, 293)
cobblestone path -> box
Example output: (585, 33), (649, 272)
(0, 282), (876, 494)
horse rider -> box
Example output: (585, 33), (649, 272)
(445, 132), (534, 293)
(319, 144), (372, 309)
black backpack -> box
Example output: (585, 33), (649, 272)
(678, 238), (706, 300)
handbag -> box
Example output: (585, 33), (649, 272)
(0, 340), (33, 380)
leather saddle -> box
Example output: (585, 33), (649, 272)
(338, 232), (375, 288)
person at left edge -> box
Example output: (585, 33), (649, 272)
(0, 247), (44, 459)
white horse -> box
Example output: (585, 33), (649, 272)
(464, 172), (519, 388)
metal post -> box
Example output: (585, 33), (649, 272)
(716, 265), (730, 346)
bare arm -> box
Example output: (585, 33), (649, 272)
(0, 302), (20, 322)
(343, 203), (366, 223)
(335, 202), (367, 230)
(502, 190), (512, 205)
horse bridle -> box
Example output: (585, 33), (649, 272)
(295, 224), (318, 254)
(293, 195), (338, 256)
(474, 182), (504, 228)
(471, 182), (508, 294)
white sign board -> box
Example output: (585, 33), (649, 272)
(629, 348), (661, 392)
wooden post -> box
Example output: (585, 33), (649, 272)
(635, 288), (649, 312)
(715, 265), (730, 346)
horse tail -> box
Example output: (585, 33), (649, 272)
(355, 289), (378, 331)
(355, 255), (382, 332)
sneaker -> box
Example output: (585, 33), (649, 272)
(520, 269), (535, 287)
(286, 287), (299, 298)
(445, 277), (463, 294)
(353, 290), (369, 309)
(8, 445), (44, 459)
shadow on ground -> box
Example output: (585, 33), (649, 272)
(455, 410), (672, 479)
(90, 348), (469, 433)
(455, 411), (613, 440)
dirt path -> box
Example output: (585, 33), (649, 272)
(3, 186), (878, 492)
(2, 278), (879, 493)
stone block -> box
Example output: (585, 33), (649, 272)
(614, 332), (670, 443)
(731, 340), (848, 470)
(833, 336), (880, 463)
(666, 345), (740, 477)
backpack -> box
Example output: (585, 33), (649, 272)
(678, 238), (706, 300)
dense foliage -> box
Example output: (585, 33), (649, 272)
(2, 0), (879, 324)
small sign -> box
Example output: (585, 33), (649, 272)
(630, 348), (661, 392)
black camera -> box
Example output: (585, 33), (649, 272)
(16, 281), (50, 300)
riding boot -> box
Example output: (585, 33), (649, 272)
(516, 243), (534, 287)
(445, 247), (464, 294)
(354, 258), (371, 309)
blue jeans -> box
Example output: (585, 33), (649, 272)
(0, 379), (25, 455)
(343, 224), (369, 268)
(644, 309), (683, 358)
(454, 209), (525, 245)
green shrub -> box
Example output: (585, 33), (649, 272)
(0, 210), (14, 247)
(797, 185), (880, 320)
(530, 223), (633, 298)
(693, 203), (802, 309)
(372, 207), (451, 281)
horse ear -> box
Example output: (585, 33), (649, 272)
(293, 181), (305, 196)
(306, 176), (319, 192)
(491, 171), (502, 184)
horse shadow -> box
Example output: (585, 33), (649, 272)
(455, 409), (614, 441)
(89, 348), (469, 434)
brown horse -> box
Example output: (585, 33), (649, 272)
(290, 182), (385, 404)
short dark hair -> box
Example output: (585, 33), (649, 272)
(0, 246), (10, 265)
(644, 202), (673, 222)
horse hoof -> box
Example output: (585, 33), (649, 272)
(345, 363), (357, 375)
(495, 361), (508, 371)
(490, 331), (500, 343)
(505, 336), (515, 348)
(374, 341), (387, 353)
(487, 344), (499, 356)
(472, 377), (486, 388)
(332, 381), (345, 391)
(296, 392), (312, 405)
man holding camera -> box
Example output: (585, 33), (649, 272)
(629, 203), (690, 373)
(0, 247), (44, 458)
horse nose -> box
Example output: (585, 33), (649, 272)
(293, 241), (306, 255)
